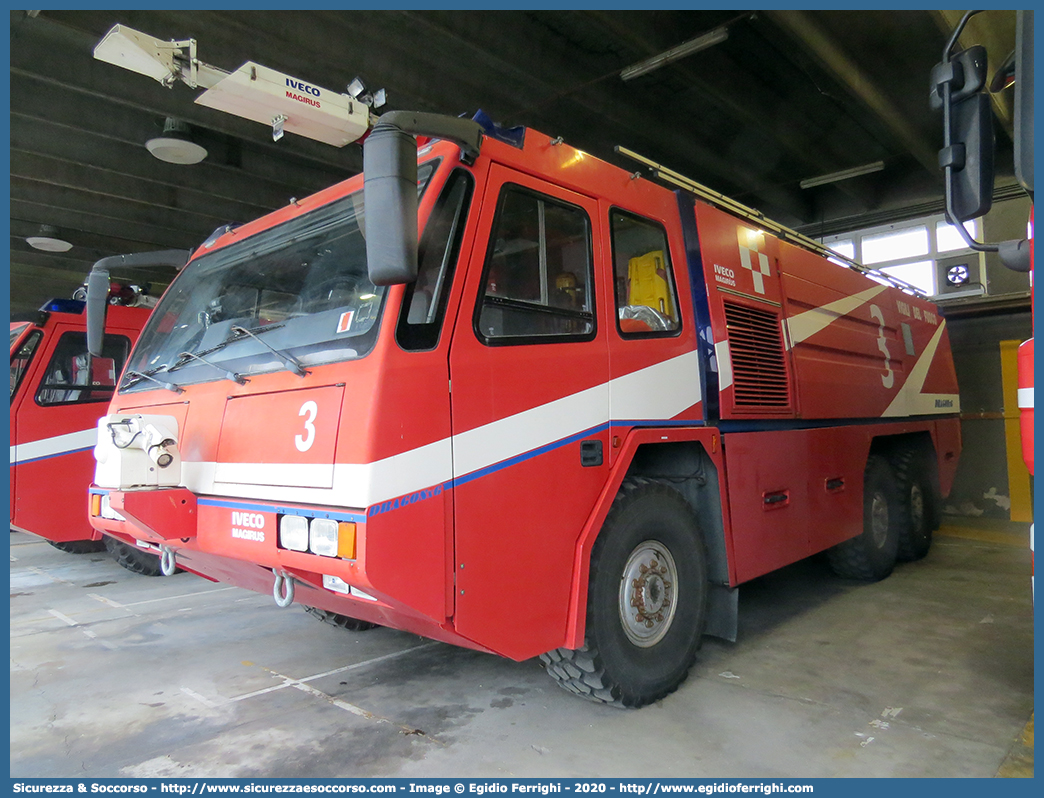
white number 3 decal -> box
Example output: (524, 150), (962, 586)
(295, 400), (318, 452)
(869, 304), (895, 389)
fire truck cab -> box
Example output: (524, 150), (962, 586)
(10, 297), (148, 555)
(87, 110), (961, 706)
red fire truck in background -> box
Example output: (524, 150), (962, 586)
(11, 254), (185, 575)
(11, 294), (150, 564)
(86, 27), (960, 706)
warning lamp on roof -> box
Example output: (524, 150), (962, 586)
(41, 298), (86, 314)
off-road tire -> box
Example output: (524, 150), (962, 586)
(540, 478), (708, 708)
(303, 605), (378, 631)
(892, 449), (937, 562)
(828, 455), (901, 580)
(47, 539), (106, 554)
(104, 536), (168, 577)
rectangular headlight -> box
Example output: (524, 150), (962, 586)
(309, 517), (339, 557)
(279, 515), (309, 551)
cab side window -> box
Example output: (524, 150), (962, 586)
(397, 170), (474, 351)
(10, 330), (42, 400)
(476, 186), (595, 344)
(610, 211), (682, 336)
(35, 332), (130, 406)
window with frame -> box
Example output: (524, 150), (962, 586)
(10, 329), (42, 400)
(822, 214), (979, 295)
(397, 170), (474, 351)
(476, 187), (594, 343)
(610, 210), (682, 336)
(36, 332), (130, 406)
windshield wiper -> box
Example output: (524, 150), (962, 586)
(172, 350), (249, 385)
(230, 324), (309, 377)
(123, 369), (184, 394)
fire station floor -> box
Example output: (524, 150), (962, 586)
(9, 518), (1034, 780)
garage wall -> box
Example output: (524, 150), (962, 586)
(983, 195), (1033, 296)
(945, 311), (1032, 519)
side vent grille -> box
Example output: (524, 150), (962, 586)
(723, 301), (790, 408)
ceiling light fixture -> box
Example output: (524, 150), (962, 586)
(146, 117), (208, 164)
(799, 161), (886, 189)
(25, 224), (72, 252)
(621, 26), (729, 81)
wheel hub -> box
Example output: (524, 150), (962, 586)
(619, 541), (679, 647)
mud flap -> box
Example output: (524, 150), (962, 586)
(704, 582), (738, 642)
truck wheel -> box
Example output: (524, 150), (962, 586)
(47, 539), (106, 554)
(893, 450), (937, 562)
(828, 455), (901, 580)
(540, 478), (708, 708)
(303, 606), (378, 631)
(104, 536), (173, 577)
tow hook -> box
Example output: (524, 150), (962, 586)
(273, 569), (295, 608)
(159, 545), (178, 577)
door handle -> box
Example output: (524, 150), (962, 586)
(580, 439), (603, 467)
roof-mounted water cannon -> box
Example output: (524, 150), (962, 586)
(93, 24), (373, 146)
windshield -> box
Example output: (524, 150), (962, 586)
(123, 161), (438, 392)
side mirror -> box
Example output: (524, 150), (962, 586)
(932, 39), (996, 227)
(945, 92), (995, 222)
(363, 124), (419, 286)
(362, 111), (483, 286)
(86, 248), (190, 356)
(86, 267), (111, 357)
(932, 11), (1031, 261)
(930, 45), (987, 110)
(1014, 10), (1033, 197)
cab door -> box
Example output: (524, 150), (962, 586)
(448, 164), (610, 659)
(10, 322), (44, 524)
(11, 321), (132, 541)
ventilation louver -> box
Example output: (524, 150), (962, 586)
(723, 301), (790, 408)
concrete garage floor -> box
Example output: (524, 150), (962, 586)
(10, 521), (1034, 779)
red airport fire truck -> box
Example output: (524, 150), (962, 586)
(87, 27), (961, 706)
(11, 255), (186, 575)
